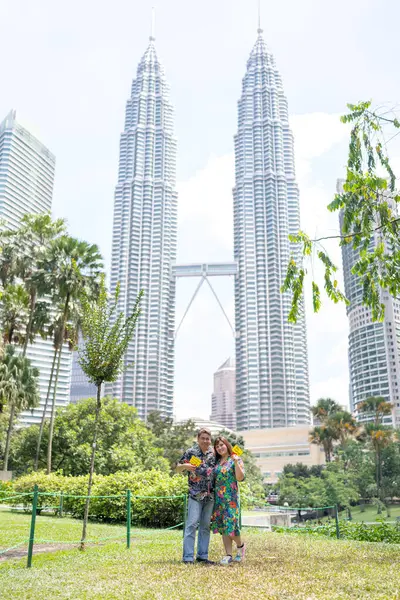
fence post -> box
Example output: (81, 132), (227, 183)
(334, 505), (340, 540)
(182, 494), (188, 539)
(126, 490), (131, 549)
(58, 492), (64, 518)
(27, 485), (39, 568)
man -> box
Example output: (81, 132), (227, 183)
(176, 427), (216, 564)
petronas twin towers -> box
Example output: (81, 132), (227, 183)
(107, 24), (310, 430)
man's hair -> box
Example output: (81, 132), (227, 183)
(197, 427), (212, 438)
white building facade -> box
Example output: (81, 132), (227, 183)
(106, 35), (177, 419)
(339, 179), (400, 426)
(233, 29), (310, 430)
(0, 110), (71, 426)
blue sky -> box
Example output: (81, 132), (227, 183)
(1, 0), (399, 420)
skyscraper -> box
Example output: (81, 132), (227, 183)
(106, 32), (177, 419)
(210, 357), (236, 430)
(0, 110), (72, 425)
(338, 179), (400, 427)
(233, 28), (310, 430)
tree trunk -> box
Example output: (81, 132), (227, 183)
(80, 383), (102, 550)
(46, 295), (69, 475)
(376, 447), (382, 501)
(46, 345), (63, 474)
(22, 291), (37, 357)
(3, 402), (15, 471)
(34, 347), (58, 471)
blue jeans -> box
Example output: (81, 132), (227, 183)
(183, 496), (214, 562)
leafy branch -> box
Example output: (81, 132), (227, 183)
(282, 101), (400, 322)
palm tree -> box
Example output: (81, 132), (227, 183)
(329, 410), (360, 447)
(309, 424), (337, 462)
(14, 213), (66, 357)
(0, 284), (30, 345)
(36, 236), (103, 474)
(358, 396), (393, 426)
(311, 398), (343, 424)
(0, 345), (40, 471)
(0, 228), (19, 289)
(33, 305), (74, 471)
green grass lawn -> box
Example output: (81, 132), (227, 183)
(344, 504), (400, 523)
(1, 510), (400, 599)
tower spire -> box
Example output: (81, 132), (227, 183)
(257, 0), (263, 34)
(150, 7), (155, 41)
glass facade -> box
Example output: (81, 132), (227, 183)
(0, 110), (72, 426)
(106, 36), (177, 419)
(233, 30), (310, 430)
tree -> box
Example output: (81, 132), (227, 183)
(146, 411), (197, 471)
(36, 236), (103, 474)
(0, 284), (30, 345)
(282, 101), (400, 322)
(363, 423), (396, 501)
(310, 399), (359, 461)
(10, 397), (168, 477)
(15, 213), (66, 357)
(311, 398), (342, 423)
(78, 274), (142, 549)
(0, 345), (40, 470)
(309, 424), (337, 463)
(358, 396), (393, 426)
(34, 302), (80, 471)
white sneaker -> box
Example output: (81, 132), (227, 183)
(233, 543), (245, 562)
(220, 555), (233, 565)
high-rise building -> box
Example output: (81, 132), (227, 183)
(338, 179), (400, 427)
(210, 357), (236, 430)
(0, 110), (72, 425)
(106, 32), (177, 419)
(233, 27), (310, 430)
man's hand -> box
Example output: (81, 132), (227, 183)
(176, 462), (197, 473)
(185, 463), (197, 473)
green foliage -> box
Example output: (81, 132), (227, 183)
(6, 471), (186, 527)
(277, 464), (360, 509)
(146, 411), (197, 472)
(0, 345), (40, 470)
(78, 275), (142, 387)
(273, 519), (400, 544)
(9, 397), (168, 477)
(283, 101), (400, 321)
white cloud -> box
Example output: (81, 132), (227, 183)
(174, 111), (351, 420)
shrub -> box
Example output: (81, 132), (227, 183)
(0, 480), (13, 499)
(273, 519), (400, 543)
(6, 471), (188, 527)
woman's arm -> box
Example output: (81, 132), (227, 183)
(232, 455), (245, 482)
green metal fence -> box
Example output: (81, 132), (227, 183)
(0, 485), (188, 568)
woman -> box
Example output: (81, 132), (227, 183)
(211, 436), (245, 564)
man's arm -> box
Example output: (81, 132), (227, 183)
(176, 463), (197, 474)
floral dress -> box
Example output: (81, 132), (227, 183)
(211, 456), (245, 537)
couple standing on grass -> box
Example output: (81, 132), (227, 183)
(176, 427), (245, 566)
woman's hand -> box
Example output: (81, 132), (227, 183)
(231, 453), (239, 463)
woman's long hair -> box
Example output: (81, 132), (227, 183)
(214, 436), (233, 461)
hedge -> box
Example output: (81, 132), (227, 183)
(4, 471), (187, 528)
(273, 519), (400, 543)
(2, 470), (257, 528)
